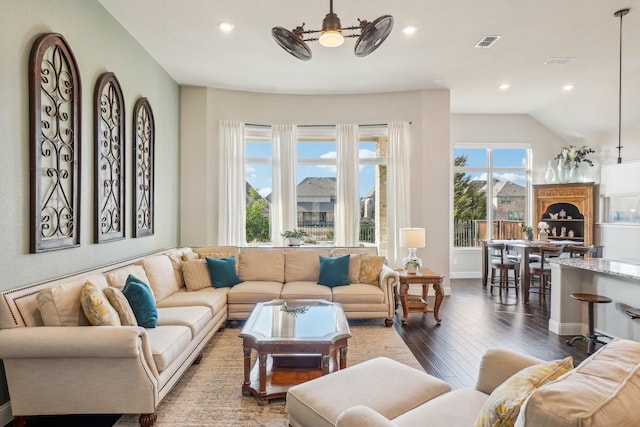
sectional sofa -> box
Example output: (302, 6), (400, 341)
(0, 245), (398, 426)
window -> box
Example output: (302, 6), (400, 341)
(245, 129), (272, 243)
(244, 125), (388, 254)
(453, 145), (531, 247)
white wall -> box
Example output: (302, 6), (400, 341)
(180, 87), (451, 289)
(0, 1), (181, 290)
(449, 114), (568, 278)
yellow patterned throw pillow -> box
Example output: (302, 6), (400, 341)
(182, 259), (213, 291)
(475, 356), (573, 427)
(359, 255), (385, 285)
(80, 281), (121, 326)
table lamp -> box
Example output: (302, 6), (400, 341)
(399, 227), (425, 274)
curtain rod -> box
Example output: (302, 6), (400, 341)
(245, 122), (411, 128)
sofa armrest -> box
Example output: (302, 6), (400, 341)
(379, 264), (399, 291)
(337, 406), (399, 427)
(0, 326), (149, 358)
(475, 348), (544, 394)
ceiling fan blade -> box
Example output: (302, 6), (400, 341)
(354, 15), (394, 57)
(272, 27), (312, 61)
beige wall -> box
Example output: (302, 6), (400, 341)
(180, 87), (451, 284)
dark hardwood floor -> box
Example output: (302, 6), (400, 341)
(4, 278), (590, 426)
(393, 278), (589, 389)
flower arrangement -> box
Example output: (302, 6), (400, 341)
(538, 221), (549, 232)
(521, 224), (534, 240)
(555, 145), (595, 167)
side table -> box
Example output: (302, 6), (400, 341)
(398, 268), (444, 325)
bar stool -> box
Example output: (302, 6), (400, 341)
(487, 242), (519, 297)
(528, 245), (562, 302)
(625, 308), (640, 319)
(566, 293), (612, 354)
(565, 245), (595, 258)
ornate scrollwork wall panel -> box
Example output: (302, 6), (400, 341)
(29, 33), (81, 252)
(132, 98), (154, 237)
(94, 73), (125, 243)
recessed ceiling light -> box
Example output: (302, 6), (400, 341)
(499, 83), (510, 90)
(475, 35), (501, 48)
(562, 84), (574, 91)
(403, 26), (417, 35)
(218, 22), (234, 33)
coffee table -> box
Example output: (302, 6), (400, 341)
(239, 299), (351, 405)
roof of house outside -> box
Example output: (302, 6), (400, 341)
(296, 177), (337, 198)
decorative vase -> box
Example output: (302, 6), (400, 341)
(524, 231), (533, 241)
(556, 159), (568, 183)
(538, 230), (549, 241)
(568, 162), (578, 182)
(544, 160), (556, 184)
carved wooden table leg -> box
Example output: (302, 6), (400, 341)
(257, 353), (268, 405)
(321, 354), (331, 376)
(433, 282), (443, 324)
(339, 346), (348, 369)
(242, 346), (251, 396)
(399, 283), (410, 325)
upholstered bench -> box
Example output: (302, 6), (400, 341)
(286, 357), (451, 427)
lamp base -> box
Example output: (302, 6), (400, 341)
(402, 248), (422, 274)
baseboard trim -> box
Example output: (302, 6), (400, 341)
(449, 272), (481, 279)
(549, 320), (583, 336)
(0, 401), (12, 427)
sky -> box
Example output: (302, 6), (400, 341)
(246, 140), (379, 198)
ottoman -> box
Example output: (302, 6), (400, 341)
(287, 357), (451, 427)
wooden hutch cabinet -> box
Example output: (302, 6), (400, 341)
(533, 183), (597, 246)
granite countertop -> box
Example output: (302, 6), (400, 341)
(553, 258), (640, 281)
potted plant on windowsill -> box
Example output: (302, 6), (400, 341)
(281, 229), (309, 246)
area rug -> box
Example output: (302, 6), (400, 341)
(115, 322), (422, 426)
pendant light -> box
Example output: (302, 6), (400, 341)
(614, 8), (630, 164)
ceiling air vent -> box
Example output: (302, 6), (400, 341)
(475, 35), (501, 48)
(544, 57), (576, 65)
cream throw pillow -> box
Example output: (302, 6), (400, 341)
(475, 356), (573, 427)
(182, 259), (213, 291)
(80, 281), (121, 326)
(143, 255), (180, 302)
(104, 287), (138, 326)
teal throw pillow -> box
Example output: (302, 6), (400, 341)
(122, 274), (158, 328)
(205, 256), (243, 288)
(318, 254), (350, 287)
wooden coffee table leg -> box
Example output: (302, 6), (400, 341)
(339, 346), (348, 369)
(242, 346), (251, 395)
(257, 353), (268, 405)
(321, 354), (331, 375)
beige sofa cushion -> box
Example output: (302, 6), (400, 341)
(145, 325), (192, 372)
(518, 338), (640, 427)
(181, 259), (212, 291)
(285, 249), (331, 282)
(165, 247), (194, 287)
(393, 388), (489, 426)
(143, 255), (180, 302)
(105, 264), (151, 292)
(239, 248), (285, 282)
(36, 274), (109, 326)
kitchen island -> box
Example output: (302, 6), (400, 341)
(550, 258), (640, 341)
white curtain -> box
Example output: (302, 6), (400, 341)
(271, 124), (298, 244)
(387, 122), (412, 266)
(336, 124), (360, 246)
(218, 120), (246, 246)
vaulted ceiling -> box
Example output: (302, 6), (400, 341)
(100, 0), (640, 141)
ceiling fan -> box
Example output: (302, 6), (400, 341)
(271, 0), (394, 61)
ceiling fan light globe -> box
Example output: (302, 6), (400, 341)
(319, 30), (344, 47)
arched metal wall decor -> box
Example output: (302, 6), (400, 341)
(132, 98), (155, 237)
(29, 33), (81, 253)
(94, 72), (125, 243)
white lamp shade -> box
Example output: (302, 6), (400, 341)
(399, 228), (425, 248)
(319, 30), (345, 47)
